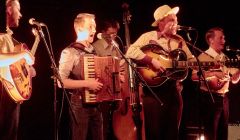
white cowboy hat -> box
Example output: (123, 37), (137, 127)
(151, 5), (179, 27)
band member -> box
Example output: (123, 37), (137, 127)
(93, 19), (121, 57)
(125, 4), (194, 140)
(58, 13), (104, 140)
(0, 0), (35, 140)
(92, 18), (124, 140)
(191, 27), (240, 140)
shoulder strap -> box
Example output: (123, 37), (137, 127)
(68, 42), (87, 52)
(68, 42), (95, 54)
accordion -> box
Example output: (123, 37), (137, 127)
(80, 55), (122, 104)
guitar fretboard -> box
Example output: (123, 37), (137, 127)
(173, 61), (218, 69)
(173, 58), (240, 69)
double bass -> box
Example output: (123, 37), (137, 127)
(112, 3), (145, 140)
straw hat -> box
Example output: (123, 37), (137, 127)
(151, 5), (179, 27)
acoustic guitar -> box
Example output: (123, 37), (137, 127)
(0, 28), (40, 103)
(136, 44), (239, 87)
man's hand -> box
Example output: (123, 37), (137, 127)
(23, 50), (35, 65)
(29, 66), (36, 77)
(86, 78), (103, 92)
(151, 58), (165, 72)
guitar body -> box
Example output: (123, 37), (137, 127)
(0, 29), (40, 103)
(1, 58), (31, 102)
(136, 44), (188, 87)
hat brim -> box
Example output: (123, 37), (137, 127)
(151, 6), (179, 27)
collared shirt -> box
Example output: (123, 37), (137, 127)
(126, 30), (194, 60)
(0, 28), (15, 53)
(197, 47), (230, 94)
(205, 47), (225, 60)
(92, 39), (121, 58)
(0, 29), (16, 80)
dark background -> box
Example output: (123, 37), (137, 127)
(2, 0), (240, 139)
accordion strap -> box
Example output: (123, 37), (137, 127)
(68, 42), (95, 54)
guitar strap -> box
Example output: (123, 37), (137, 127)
(11, 37), (21, 46)
(178, 41), (183, 49)
(167, 39), (183, 52)
(167, 35), (184, 51)
(11, 37), (29, 51)
(167, 39), (172, 52)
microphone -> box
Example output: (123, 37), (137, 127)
(97, 33), (112, 40)
(225, 45), (240, 52)
(177, 25), (195, 30)
(97, 33), (119, 48)
(29, 18), (45, 26)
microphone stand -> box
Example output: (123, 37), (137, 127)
(185, 40), (216, 139)
(120, 4), (162, 139)
(112, 42), (163, 105)
(35, 25), (77, 140)
(112, 40), (163, 140)
(186, 41), (215, 103)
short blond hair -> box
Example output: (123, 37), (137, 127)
(74, 13), (95, 33)
(6, 0), (19, 7)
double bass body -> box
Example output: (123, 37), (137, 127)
(112, 63), (145, 140)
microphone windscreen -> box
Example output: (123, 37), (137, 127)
(29, 18), (35, 25)
(225, 46), (230, 51)
(97, 33), (103, 39)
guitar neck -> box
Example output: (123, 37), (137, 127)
(175, 61), (219, 69)
(176, 59), (240, 69)
(223, 58), (240, 68)
(30, 28), (40, 55)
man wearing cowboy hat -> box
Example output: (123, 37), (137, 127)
(126, 4), (194, 140)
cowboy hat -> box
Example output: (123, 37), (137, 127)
(151, 5), (179, 27)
